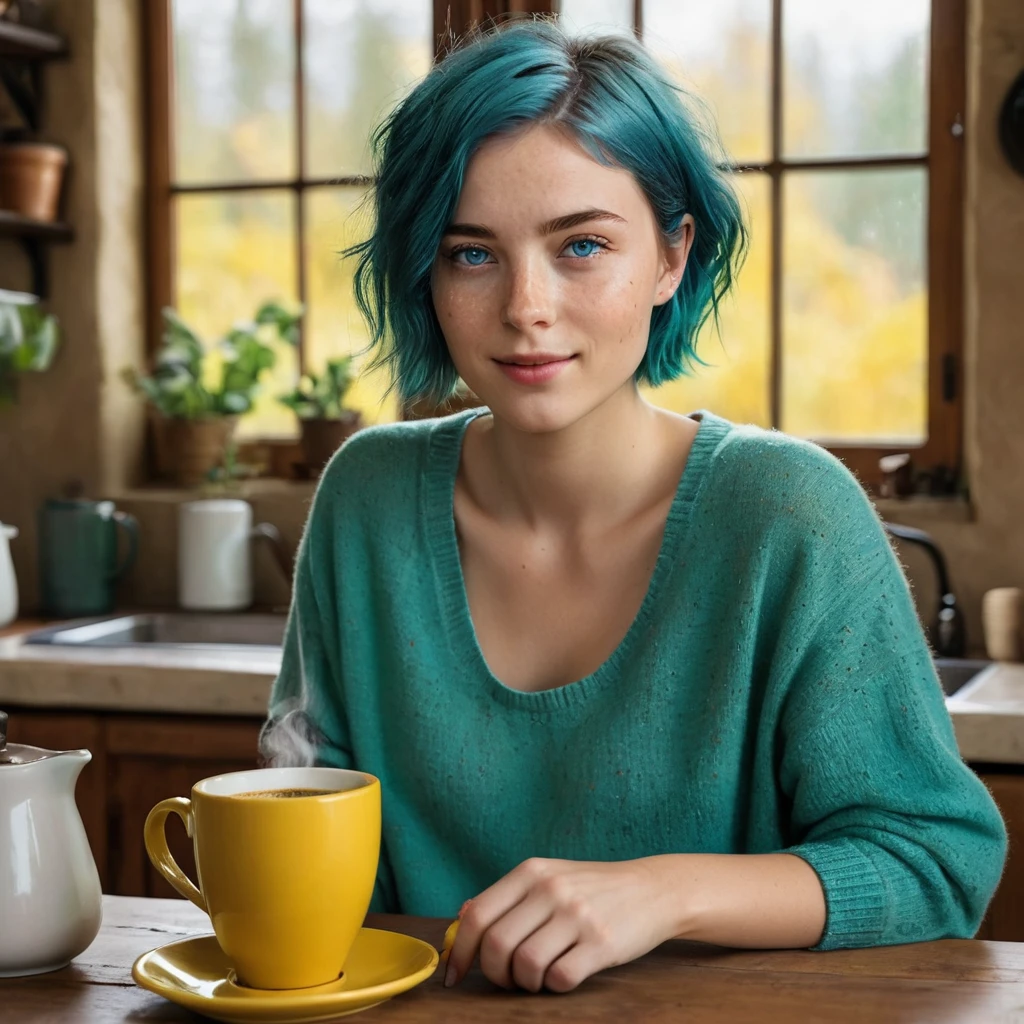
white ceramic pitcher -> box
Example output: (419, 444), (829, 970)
(0, 523), (17, 628)
(0, 710), (103, 976)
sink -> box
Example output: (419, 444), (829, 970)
(16, 620), (993, 694)
(945, 662), (1024, 708)
(23, 613), (286, 652)
(935, 658), (993, 697)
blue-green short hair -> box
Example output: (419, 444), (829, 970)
(350, 18), (747, 405)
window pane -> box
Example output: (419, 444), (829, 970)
(305, 0), (433, 178)
(781, 169), (927, 444)
(304, 188), (400, 425)
(783, 0), (929, 159)
(175, 191), (299, 438)
(559, 0), (633, 34)
(645, 172), (770, 426)
(644, 0), (771, 165)
(172, 0), (295, 184)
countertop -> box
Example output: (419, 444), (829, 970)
(7, 895), (1024, 1023)
(947, 662), (1024, 764)
(2, 619), (1024, 764)
(0, 618), (277, 717)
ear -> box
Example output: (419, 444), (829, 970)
(653, 214), (695, 307)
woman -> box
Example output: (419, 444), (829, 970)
(266, 19), (1005, 994)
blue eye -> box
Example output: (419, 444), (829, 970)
(566, 238), (603, 258)
(453, 247), (490, 266)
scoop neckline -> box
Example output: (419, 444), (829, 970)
(424, 407), (729, 714)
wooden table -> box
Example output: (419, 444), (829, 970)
(4, 897), (1024, 1023)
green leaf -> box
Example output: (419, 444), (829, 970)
(255, 299), (304, 346)
(220, 391), (251, 414)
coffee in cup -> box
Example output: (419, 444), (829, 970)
(234, 788), (334, 799)
(143, 767), (381, 990)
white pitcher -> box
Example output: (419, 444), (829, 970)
(0, 523), (18, 628)
(0, 710), (103, 976)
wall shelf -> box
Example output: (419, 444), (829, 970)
(0, 21), (67, 60)
(0, 21), (72, 297)
(0, 209), (71, 240)
(0, 210), (73, 297)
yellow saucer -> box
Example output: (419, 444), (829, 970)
(132, 928), (439, 1023)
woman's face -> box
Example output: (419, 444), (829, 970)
(431, 124), (692, 435)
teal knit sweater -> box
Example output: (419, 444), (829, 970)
(268, 409), (1006, 950)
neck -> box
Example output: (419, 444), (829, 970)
(462, 384), (694, 533)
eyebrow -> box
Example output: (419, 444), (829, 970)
(442, 207), (627, 239)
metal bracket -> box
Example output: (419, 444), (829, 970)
(18, 235), (47, 297)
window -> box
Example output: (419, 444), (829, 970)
(146, 1), (964, 488)
(145, 0), (434, 439)
(560, 0), (965, 487)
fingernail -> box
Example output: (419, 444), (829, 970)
(444, 964), (456, 988)
(458, 899), (472, 919)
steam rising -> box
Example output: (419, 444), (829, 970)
(259, 699), (322, 768)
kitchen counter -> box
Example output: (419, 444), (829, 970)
(947, 662), (1024, 764)
(2, 619), (1024, 763)
(0, 620), (277, 717)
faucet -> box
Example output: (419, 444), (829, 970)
(882, 522), (966, 658)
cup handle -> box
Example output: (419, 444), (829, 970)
(110, 510), (139, 583)
(250, 522), (293, 586)
(144, 797), (208, 912)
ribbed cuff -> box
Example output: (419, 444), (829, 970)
(787, 840), (888, 950)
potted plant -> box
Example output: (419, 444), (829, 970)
(278, 354), (363, 474)
(124, 301), (300, 487)
(0, 287), (59, 406)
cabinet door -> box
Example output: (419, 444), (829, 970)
(106, 716), (263, 898)
(4, 709), (109, 892)
(976, 772), (1024, 941)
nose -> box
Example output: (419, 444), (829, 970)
(501, 255), (557, 331)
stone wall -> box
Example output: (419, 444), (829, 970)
(0, 0), (144, 611)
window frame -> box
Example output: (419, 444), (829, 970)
(144, 0), (966, 492)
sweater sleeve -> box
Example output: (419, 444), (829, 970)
(763, 448), (1006, 950)
(264, 480), (353, 772)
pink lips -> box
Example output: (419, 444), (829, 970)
(495, 355), (577, 385)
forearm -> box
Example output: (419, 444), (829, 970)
(643, 853), (826, 949)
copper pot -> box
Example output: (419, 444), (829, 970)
(0, 143), (68, 222)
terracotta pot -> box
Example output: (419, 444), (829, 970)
(159, 417), (238, 488)
(0, 143), (68, 222)
(300, 413), (363, 475)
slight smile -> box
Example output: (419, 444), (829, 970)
(494, 353), (578, 385)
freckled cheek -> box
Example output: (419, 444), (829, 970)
(432, 283), (495, 358)
(567, 270), (651, 344)
(434, 282), (476, 327)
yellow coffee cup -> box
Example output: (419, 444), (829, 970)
(144, 767), (380, 990)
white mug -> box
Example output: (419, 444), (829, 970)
(178, 500), (253, 611)
(0, 523), (18, 628)
(982, 587), (1021, 663)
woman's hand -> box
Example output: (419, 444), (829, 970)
(443, 857), (677, 993)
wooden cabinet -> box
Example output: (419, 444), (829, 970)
(974, 770), (1024, 941)
(5, 708), (262, 898)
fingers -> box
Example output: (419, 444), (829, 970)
(543, 941), (602, 994)
(477, 893), (554, 989)
(509, 915), (579, 993)
(445, 858), (622, 992)
(445, 862), (539, 985)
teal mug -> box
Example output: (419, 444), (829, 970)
(38, 499), (139, 617)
